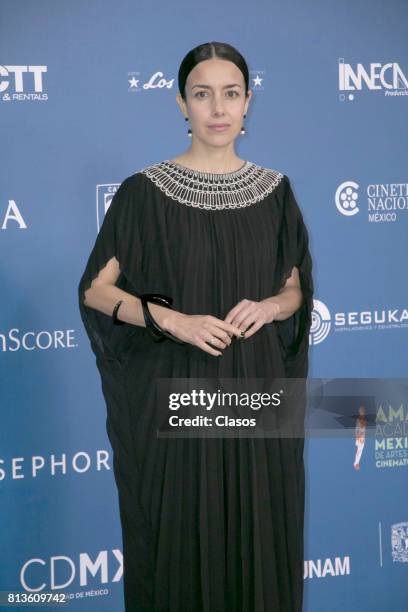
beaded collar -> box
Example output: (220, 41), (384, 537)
(139, 159), (284, 210)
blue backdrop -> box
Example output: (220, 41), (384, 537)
(1, 1), (407, 610)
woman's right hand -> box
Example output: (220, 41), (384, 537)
(149, 306), (243, 356)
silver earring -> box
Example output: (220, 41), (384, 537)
(240, 113), (247, 135)
(185, 116), (192, 137)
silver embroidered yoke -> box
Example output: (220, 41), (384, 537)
(140, 160), (284, 210)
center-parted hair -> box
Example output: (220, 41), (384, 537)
(178, 41), (250, 100)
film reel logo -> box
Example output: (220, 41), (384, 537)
(335, 181), (359, 216)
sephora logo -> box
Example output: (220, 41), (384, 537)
(0, 450), (111, 481)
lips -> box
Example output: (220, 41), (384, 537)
(208, 124), (230, 128)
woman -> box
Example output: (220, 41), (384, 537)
(78, 41), (314, 612)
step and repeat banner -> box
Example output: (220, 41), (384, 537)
(1, 1), (407, 610)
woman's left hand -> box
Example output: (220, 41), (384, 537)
(224, 299), (281, 340)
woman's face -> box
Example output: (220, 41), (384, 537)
(178, 58), (251, 147)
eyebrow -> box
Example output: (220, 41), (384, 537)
(191, 83), (242, 90)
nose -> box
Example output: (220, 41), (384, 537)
(212, 92), (226, 115)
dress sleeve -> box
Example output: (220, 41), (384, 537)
(77, 174), (143, 367)
(273, 175), (314, 378)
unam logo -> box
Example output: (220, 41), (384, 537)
(391, 522), (408, 563)
(310, 299), (331, 345)
(335, 181), (359, 216)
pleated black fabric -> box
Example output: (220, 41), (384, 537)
(78, 164), (314, 612)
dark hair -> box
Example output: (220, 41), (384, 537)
(178, 41), (250, 101)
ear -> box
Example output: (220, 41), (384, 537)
(244, 88), (252, 115)
(176, 92), (187, 117)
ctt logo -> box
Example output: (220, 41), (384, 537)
(391, 522), (408, 563)
(0, 65), (48, 101)
(20, 550), (122, 592)
(338, 58), (408, 101)
(96, 183), (120, 231)
(310, 299), (331, 345)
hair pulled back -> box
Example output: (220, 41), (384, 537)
(178, 41), (250, 101)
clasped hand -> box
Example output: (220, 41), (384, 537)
(166, 298), (281, 357)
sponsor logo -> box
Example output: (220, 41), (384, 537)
(96, 183), (120, 231)
(20, 550), (122, 593)
(391, 522), (408, 562)
(126, 69), (265, 93)
(335, 180), (408, 223)
(1, 200), (27, 229)
(338, 58), (408, 101)
(0, 65), (48, 101)
(127, 70), (174, 93)
(310, 299), (408, 344)
(0, 328), (77, 352)
(375, 404), (408, 469)
(310, 299), (331, 345)
(304, 556), (350, 579)
(250, 70), (265, 91)
(0, 450), (111, 481)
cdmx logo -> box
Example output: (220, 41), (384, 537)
(20, 550), (123, 591)
(310, 299), (331, 345)
(338, 58), (408, 101)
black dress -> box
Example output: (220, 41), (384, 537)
(78, 159), (314, 612)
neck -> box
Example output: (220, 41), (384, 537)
(173, 144), (244, 174)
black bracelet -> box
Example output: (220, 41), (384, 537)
(112, 300), (125, 326)
(140, 293), (185, 344)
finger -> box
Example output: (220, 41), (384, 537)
(224, 301), (248, 324)
(209, 327), (232, 346)
(204, 333), (228, 349)
(240, 319), (262, 339)
(196, 338), (222, 357)
(213, 319), (242, 338)
(237, 315), (257, 333)
(232, 305), (264, 331)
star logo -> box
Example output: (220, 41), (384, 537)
(252, 75), (263, 87)
(128, 77), (139, 88)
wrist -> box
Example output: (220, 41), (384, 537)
(148, 303), (181, 333)
(261, 298), (281, 323)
